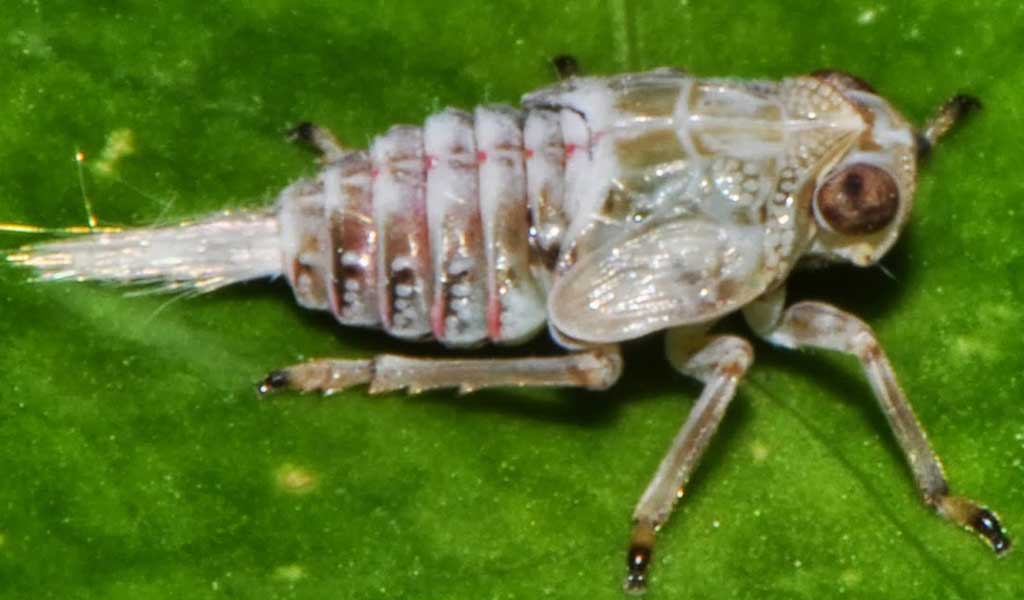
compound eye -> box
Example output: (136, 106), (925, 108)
(815, 164), (900, 235)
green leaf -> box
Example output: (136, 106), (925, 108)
(1, 2), (1022, 598)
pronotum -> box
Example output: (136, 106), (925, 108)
(6, 60), (1009, 593)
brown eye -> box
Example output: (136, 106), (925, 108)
(815, 164), (900, 235)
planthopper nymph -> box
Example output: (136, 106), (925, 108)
(6, 60), (1010, 593)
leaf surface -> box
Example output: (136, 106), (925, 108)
(1, 2), (1022, 598)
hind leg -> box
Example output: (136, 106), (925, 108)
(258, 346), (622, 396)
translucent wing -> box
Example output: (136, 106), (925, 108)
(548, 214), (772, 343)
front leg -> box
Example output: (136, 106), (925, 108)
(745, 296), (1011, 555)
(258, 346), (622, 396)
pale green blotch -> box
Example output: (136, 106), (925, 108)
(751, 440), (770, 462)
(273, 564), (307, 582)
(274, 462), (319, 495)
(954, 335), (998, 360)
(841, 569), (862, 587)
(91, 128), (136, 176)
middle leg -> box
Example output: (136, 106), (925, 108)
(625, 329), (753, 594)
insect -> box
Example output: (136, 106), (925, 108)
(5, 61), (1010, 593)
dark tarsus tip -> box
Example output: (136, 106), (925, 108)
(914, 133), (933, 160)
(623, 544), (651, 595)
(288, 122), (316, 143)
(970, 508), (1012, 555)
(551, 54), (580, 80)
(949, 94), (983, 118)
(258, 370), (291, 395)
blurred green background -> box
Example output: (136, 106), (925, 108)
(1, 1), (1022, 598)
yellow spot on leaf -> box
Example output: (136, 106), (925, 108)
(275, 463), (319, 494)
(273, 564), (307, 582)
(841, 569), (862, 586)
(92, 128), (136, 175)
(751, 440), (769, 462)
(954, 336), (996, 360)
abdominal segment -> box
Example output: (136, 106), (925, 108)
(279, 104), (559, 346)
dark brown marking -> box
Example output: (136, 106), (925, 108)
(717, 279), (741, 303)
(860, 341), (883, 361)
(390, 266), (416, 287)
(947, 94), (983, 117)
(850, 103), (882, 151)
(526, 201), (563, 272)
(527, 212), (563, 275)
(565, 362), (588, 387)
(551, 54), (580, 80)
(300, 233), (321, 256)
(720, 361), (746, 378)
(615, 128), (686, 170)
(537, 240), (561, 272)
(816, 163), (899, 235)
(917, 94), (983, 159)
(329, 202), (377, 323)
(624, 521), (656, 594)
(257, 369), (291, 395)
(288, 122), (317, 144)
(969, 507), (1011, 555)
(600, 186), (634, 221)
(340, 264), (362, 280)
(615, 85), (682, 118)
(787, 309), (821, 343)
(624, 544), (651, 593)
(438, 265), (477, 336)
(335, 259), (366, 313)
(292, 259), (328, 307)
(495, 142), (521, 153)
(811, 69), (876, 93)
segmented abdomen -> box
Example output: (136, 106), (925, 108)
(278, 105), (568, 347)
